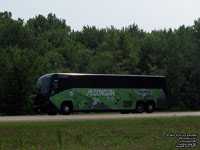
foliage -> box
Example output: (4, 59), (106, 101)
(0, 11), (200, 114)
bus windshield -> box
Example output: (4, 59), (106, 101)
(37, 77), (51, 94)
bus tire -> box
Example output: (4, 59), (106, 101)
(61, 102), (72, 115)
(146, 102), (154, 113)
(136, 102), (144, 113)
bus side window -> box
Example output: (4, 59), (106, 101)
(51, 80), (58, 95)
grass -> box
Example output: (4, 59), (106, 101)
(0, 117), (199, 150)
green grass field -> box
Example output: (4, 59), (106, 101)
(0, 117), (199, 150)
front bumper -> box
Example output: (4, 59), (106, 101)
(33, 104), (50, 113)
(33, 99), (58, 113)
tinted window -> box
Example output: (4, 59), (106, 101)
(37, 77), (51, 94)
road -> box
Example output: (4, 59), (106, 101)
(0, 112), (200, 122)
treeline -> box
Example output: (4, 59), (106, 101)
(0, 11), (200, 115)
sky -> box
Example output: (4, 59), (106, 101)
(1, 0), (200, 32)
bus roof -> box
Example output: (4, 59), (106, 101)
(39, 73), (166, 80)
(56, 73), (166, 78)
(38, 73), (55, 80)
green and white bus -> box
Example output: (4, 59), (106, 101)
(34, 73), (169, 115)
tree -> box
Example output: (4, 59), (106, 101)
(72, 26), (106, 50)
(44, 50), (66, 72)
(0, 12), (34, 49)
(0, 47), (50, 115)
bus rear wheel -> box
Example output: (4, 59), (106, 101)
(136, 102), (144, 113)
(146, 103), (154, 113)
(61, 103), (72, 115)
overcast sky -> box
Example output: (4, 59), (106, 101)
(1, 0), (200, 32)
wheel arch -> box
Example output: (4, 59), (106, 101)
(136, 100), (145, 105)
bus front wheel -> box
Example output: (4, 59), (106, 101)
(61, 103), (72, 115)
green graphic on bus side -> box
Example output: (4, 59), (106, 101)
(50, 88), (166, 111)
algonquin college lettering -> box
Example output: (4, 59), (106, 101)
(87, 89), (115, 97)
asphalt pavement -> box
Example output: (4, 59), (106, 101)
(0, 112), (200, 122)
